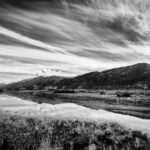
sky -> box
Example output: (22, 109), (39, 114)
(1, 0), (150, 83)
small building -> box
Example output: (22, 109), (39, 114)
(33, 85), (40, 90)
(44, 86), (57, 91)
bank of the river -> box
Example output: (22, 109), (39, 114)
(0, 94), (150, 135)
(5, 90), (150, 119)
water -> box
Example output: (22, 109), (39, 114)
(0, 94), (37, 111)
(0, 94), (150, 134)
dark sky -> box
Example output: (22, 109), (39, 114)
(0, 0), (150, 83)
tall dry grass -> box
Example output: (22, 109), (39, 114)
(0, 112), (150, 150)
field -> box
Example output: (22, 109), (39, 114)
(0, 111), (150, 150)
(0, 91), (150, 150)
(7, 89), (150, 119)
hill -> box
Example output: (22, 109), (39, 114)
(1, 63), (150, 91)
(0, 76), (66, 91)
(56, 63), (150, 89)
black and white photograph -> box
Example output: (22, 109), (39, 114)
(0, 0), (150, 149)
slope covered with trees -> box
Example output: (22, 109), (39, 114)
(1, 63), (150, 91)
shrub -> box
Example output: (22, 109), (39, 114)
(0, 113), (149, 150)
(99, 91), (106, 95)
(54, 90), (76, 93)
(116, 92), (131, 97)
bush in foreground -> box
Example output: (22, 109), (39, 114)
(0, 113), (150, 150)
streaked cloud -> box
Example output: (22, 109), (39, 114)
(0, 1), (150, 83)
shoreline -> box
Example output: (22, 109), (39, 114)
(1, 94), (150, 135)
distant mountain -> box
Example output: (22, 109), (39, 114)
(1, 63), (150, 91)
(0, 76), (66, 91)
(56, 63), (150, 89)
(0, 83), (5, 87)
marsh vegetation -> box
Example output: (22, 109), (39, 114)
(0, 112), (150, 150)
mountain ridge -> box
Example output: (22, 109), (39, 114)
(1, 63), (150, 91)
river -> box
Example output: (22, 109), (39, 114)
(0, 94), (150, 135)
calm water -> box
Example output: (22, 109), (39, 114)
(1, 91), (150, 119)
(1, 94), (150, 135)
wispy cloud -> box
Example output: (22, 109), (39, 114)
(0, 26), (68, 54)
(1, 1), (150, 83)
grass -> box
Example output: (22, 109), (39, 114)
(0, 112), (150, 150)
